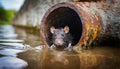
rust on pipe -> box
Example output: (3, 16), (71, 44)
(40, 0), (120, 49)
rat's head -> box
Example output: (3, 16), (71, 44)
(50, 26), (69, 47)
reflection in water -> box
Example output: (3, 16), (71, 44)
(77, 50), (120, 69)
(40, 49), (80, 69)
(0, 25), (30, 55)
(39, 48), (120, 69)
(0, 43), (30, 50)
(0, 39), (24, 43)
(18, 48), (80, 69)
(18, 47), (120, 69)
(0, 25), (18, 39)
(0, 56), (28, 69)
(0, 48), (25, 56)
(0, 25), (28, 69)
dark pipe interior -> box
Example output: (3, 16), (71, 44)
(45, 7), (82, 46)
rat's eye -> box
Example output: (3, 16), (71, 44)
(54, 34), (57, 36)
(61, 34), (64, 37)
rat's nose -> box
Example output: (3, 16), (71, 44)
(55, 38), (63, 45)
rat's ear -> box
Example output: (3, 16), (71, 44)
(50, 26), (55, 33)
(64, 26), (69, 33)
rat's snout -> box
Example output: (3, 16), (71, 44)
(55, 38), (64, 45)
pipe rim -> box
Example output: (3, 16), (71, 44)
(41, 2), (85, 47)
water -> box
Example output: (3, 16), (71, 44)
(0, 25), (120, 69)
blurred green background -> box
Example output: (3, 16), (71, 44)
(0, 0), (24, 25)
(0, 7), (16, 25)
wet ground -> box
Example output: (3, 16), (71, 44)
(0, 25), (120, 69)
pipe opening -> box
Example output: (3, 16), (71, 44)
(44, 7), (82, 46)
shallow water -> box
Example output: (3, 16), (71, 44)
(0, 25), (120, 69)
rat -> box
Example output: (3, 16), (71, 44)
(50, 26), (73, 51)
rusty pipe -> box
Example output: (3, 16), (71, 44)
(40, 0), (120, 48)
